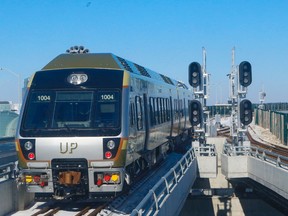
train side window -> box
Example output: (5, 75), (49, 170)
(157, 98), (162, 124)
(162, 98), (166, 122)
(183, 99), (187, 121)
(149, 97), (155, 126)
(174, 99), (178, 120)
(130, 103), (135, 126)
(135, 96), (143, 130)
(166, 98), (170, 121)
(153, 97), (157, 125)
(179, 99), (183, 118)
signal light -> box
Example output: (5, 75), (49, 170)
(188, 62), (202, 88)
(239, 61), (252, 87)
(28, 152), (35, 160)
(105, 151), (112, 159)
(189, 100), (203, 126)
(240, 99), (253, 125)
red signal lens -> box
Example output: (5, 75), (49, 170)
(28, 152), (35, 160)
(105, 151), (112, 159)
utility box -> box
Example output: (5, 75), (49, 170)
(193, 143), (218, 178)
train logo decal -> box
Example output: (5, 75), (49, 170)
(60, 142), (78, 154)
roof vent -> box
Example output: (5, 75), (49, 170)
(66, 46), (89, 54)
(134, 63), (151, 78)
(116, 56), (133, 72)
(160, 74), (174, 85)
(177, 81), (188, 89)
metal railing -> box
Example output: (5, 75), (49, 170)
(0, 137), (17, 181)
(0, 162), (16, 181)
(223, 144), (288, 170)
(223, 144), (250, 156)
(131, 148), (196, 216)
(250, 146), (288, 170)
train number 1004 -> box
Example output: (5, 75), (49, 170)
(101, 94), (114, 100)
(37, 95), (51, 101)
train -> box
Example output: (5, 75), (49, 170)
(15, 46), (194, 200)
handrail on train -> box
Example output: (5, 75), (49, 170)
(131, 148), (196, 216)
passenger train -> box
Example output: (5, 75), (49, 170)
(16, 46), (193, 199)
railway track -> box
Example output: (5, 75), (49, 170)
(217, 126), (230, 137)
(247, 125), (288, 157)
(217, 124), (288, 158)
(26, 201), (107, 216)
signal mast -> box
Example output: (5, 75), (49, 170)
(188, 47), (210, 146)
(229, 47), (253, 148)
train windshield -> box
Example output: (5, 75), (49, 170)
(21, 90), (121, 137)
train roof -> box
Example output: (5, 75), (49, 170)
(42, 53), (188, 89)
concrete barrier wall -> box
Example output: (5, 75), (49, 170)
(248, 157), (288, 200)
(0, 180), (34, 215)
(221, 154), (248, 178)
(0, 180), (14, 215)
(222, 153), (288, 200)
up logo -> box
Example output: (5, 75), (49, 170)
(60, 142), (78, 154)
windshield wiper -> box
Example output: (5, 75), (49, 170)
(63, 124), (71, 132)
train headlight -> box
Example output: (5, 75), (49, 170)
(80, 74), (88, 83)
(67, 73), (88, 85)
(107, 140), (115, 150)
(24, 141), (33, 150)
(70, 74), (78, 84)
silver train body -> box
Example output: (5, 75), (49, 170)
(15, 52), (193, 199)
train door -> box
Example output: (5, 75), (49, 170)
(169, 96), (173, 137)
(135, 95), (146, 152)
(142, 94), (149, 151)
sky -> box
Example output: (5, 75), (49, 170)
(0, 0), (288, 105)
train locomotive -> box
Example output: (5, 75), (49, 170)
(15, 46), (193, 199)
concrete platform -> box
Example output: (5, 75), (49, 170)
(180, 137), (285, 216)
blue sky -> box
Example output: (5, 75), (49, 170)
(0, 0), (288, 105)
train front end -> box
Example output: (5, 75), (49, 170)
(16, 54), (130, 199)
